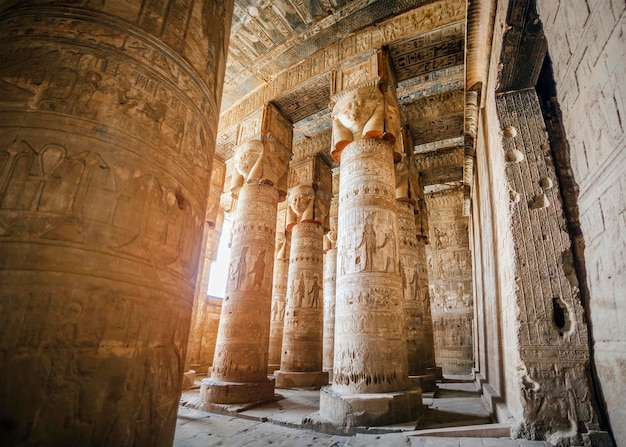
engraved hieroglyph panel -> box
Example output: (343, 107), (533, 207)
(323, 246), (337, 375)
(496, 90), (599, 441)
(218, 0), (467, 139)
(397, 199), (436, 375)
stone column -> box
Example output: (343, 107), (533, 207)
(323, 172), (339, 380)
(274, 155), (331, 388)
(186, 159), (227, 376)
(201, 104), (291, 405)
(268, 224), (289, 374)
(0, 2), (233, 445)
(395, 132), (439, 390)
(320, 51), (421, 427)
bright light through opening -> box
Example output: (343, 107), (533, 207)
(207, 219), (232, 298)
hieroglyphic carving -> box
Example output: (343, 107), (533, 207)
(206, 105), (291, 403)
(268, 229), (290, 371)
(278, 221), (326, 378)
(0, 3), (232, 444)
(496, 90), (601, 441)
(0, 10), (221, 161)
(389, 22), (465, 82)
(328, 136), (410, 400)
(425, 188), (473, 374)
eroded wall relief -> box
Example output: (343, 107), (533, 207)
(425, 189), (473, 374)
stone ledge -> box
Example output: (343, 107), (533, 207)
(200, 377), (275, 405)
(319, 385), (424, 428)
(274, 370), (329, 389)
(427, 366), (444, 381)
(409, 374), (437, 393)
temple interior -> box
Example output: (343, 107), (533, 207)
(0, 0), (624, 446)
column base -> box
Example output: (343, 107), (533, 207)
(319, 385), (423, 427)
(409, 374), (437, 393)
(200, 377), (275, 405)
(427, 366), (443, 381)
(274, 370), (329, 389)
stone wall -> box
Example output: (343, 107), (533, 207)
(425, 189), (473, 374)
(536, 1), (626, 442)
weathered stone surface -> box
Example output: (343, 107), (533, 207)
(323, 173), (339, 381)
(0, 1), (233, 445)
(206, 181), (280, 402)
(275, 221), (327, 388)
(268, 230), (289, 374)
(320, 385), (423, 427)
(204, 104), (291, 404)
(496, 89), (602, 445)
(396, 134), (438, 379)
(425, 190), (473, 374)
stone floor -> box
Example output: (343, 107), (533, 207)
(174, 376), (553, 447)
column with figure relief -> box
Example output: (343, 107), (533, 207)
(201, 104), (291, 405)
(0, 1), (233, 445)
(395, 128), (439, 392)
(319, 50), (422, 427)
(323, 167), (340, 381)
(274, 154), (332, 388)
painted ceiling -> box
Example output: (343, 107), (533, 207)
(219, 0), (468, 188)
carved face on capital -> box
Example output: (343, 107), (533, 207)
(289, 186), (313, 216)
(335, 97), (377, 131)
(235, 140), (263, 177)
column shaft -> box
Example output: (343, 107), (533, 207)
(202, 182), (278, 403)
(320, 139), (421, 427)
(333, 139), (407, 393)
(0, 2), (232, 445)
(268, 254), (289, 373)
(275, 221), (328, 387)
(397, 201), (436, 378)
(323, 247), (337, 379)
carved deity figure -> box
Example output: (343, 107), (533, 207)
(231, 246), (248, 291)
(433, 226), (446, 249)
(308, 276), (320, 308)
(295, 272), (306, 307)
(250, 250), (266, 290)
(230, 140), (289, 194)
(287, 184), (314, 226)
(379, 230), (397, 273)
(286, 183), (331, 228)
(357, 212), (377, 272)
